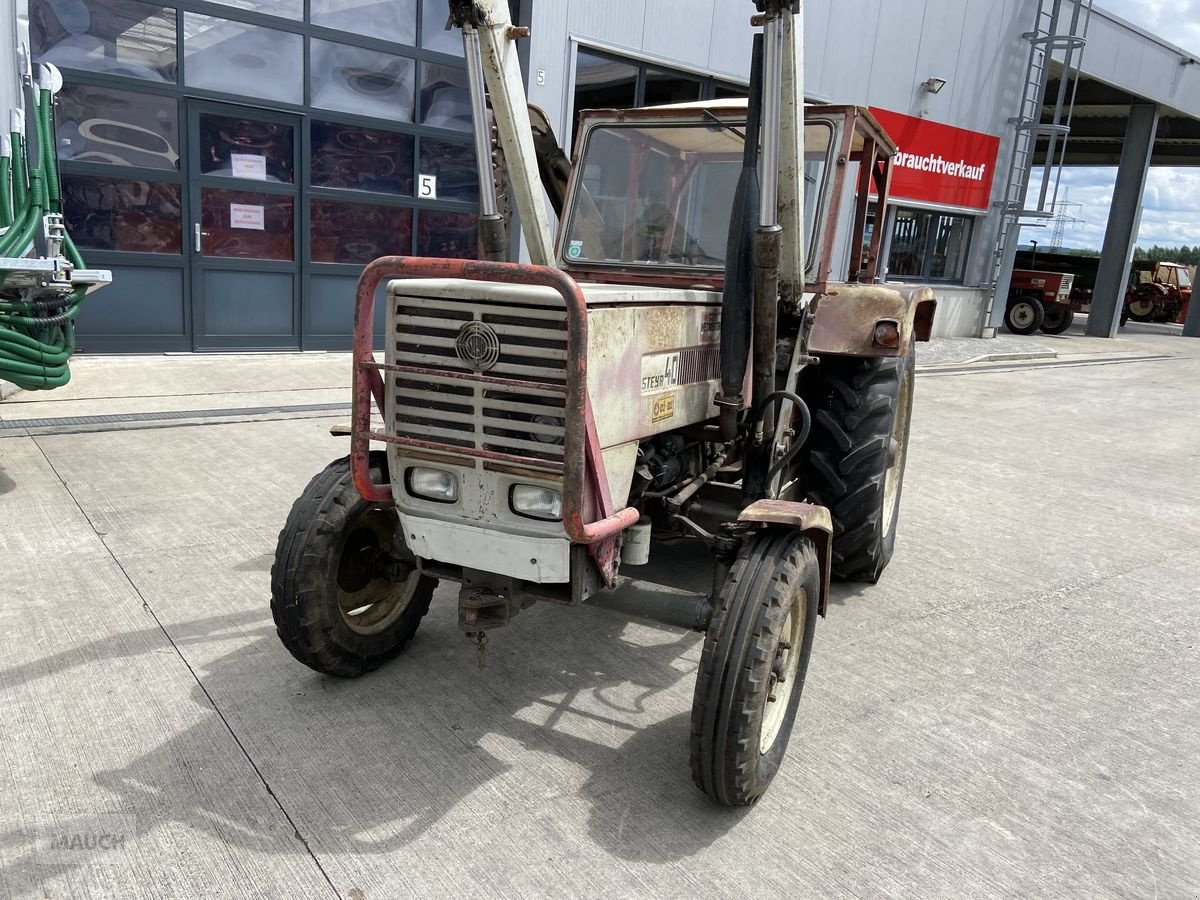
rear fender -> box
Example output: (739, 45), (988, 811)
(809, 283), (937, 358)
(738, 500), (833, 617)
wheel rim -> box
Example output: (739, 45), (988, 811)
(1042, 309), (1065, 329)
(1129, 299), (1155, 317)
(881, 362), (912, 536)
(1009, 302), (1037, 329)
(335, 506), (418, 635)
(760, 593), (806, 755)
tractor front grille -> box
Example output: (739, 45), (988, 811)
(391, 295), (569, 468)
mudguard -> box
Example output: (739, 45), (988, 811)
(809, 283), (937, 358)
(738, 500), (833, 617)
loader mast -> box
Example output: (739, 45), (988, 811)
(449, 0), (555, 265)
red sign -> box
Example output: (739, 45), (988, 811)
(868, 108), (1000, 211)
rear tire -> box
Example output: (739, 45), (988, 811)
(1039, 306), (1074, 335)
(271, 452), (437, 677)
(1126, 292), (1159, 322)
(1005, 296), (1045, 335)
(689, 529), (819, 806)
(800, 345), (915, 583)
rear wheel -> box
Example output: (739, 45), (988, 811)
(689, 529), (819, 806)
(1039, 306), (1075, 335)
(271, 452), (437, 677)
(1005, 296), (1045, 335)
(801, 345), (914, 583)
(1126, 293), (1159, 322)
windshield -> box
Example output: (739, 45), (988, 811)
(562, 120), (833, 272)
(1177, 268), (1191, 288)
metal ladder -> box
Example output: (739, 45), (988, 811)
(986, 0), (1093, 331)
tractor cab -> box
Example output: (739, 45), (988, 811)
(556, 100), (899, 295)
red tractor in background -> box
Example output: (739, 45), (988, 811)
(1124, 262), (1193, 325)
(1005, 268), (1078, 335)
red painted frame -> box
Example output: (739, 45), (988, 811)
(351, 256), (639, 546)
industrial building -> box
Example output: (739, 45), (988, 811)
(2, 0), (1198, 350)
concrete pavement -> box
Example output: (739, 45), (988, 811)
(1, 321), (1198, 898)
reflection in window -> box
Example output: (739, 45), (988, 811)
(311, 0), (416, 46)
(420, 63), (470, 132)
(183, 14), (302, 104)
(197, 114), (294, 183)
(62, 175), (182, 253)
(311, 199), (413, 263)
(714, 82), (749, 99)
(418, 139), (477, 202)
(575, 50), (639, 112)
(199, 0), (302, 18)
(30, 0), (177, 82)
(311, 39), (416, 120)
(643, 68), (702, 106)
(312, 122), (414, 195)
(200, 188), (294, 260)
(418, 210), (477, 259)
(887, 207), (974, 282)
(56, 84), (179, 170)
(421, 0), (463, 55)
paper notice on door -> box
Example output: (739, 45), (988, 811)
(230, 203), (265, 230)
(231, 153), (267, 180)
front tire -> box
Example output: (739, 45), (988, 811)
(271, 452), (437, 677)
(1005, 296), (1045, 335)
(690, 529), (820, 806)
(1039, 306), (1075, 335)
(801, 345), (915, 583)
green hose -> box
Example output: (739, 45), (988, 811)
(0, 82), (91, 392)
(0, 153), (12, 228)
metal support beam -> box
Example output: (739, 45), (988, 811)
(1088, 104), (1159, 338)
(1184, 289), (1200, 337)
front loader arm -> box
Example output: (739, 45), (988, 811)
(450, 0), (556, 266)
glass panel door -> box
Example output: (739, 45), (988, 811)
(188, 101), (301, 349)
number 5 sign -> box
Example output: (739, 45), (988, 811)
(418, 174), (438, 199)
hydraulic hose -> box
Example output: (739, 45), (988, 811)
(0, 79), (90, 391)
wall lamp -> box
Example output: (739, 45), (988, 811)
(922, 77), (948, 94)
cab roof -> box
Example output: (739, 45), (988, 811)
(576, 98), (899, 156)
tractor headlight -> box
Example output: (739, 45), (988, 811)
(406, 467), (459, 503)
(510, 484), (562, 521)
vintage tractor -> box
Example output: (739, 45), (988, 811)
(1125, 261), (1193, 324)
(1006, 268), (1076, 335)
(270, 0), (935, 806)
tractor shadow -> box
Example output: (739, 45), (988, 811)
(0, 601), (749, 892)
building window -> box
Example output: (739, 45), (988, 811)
(887, 207), (974, 283)
(571, 47), (747, 140)
(30, 0), (178, 83)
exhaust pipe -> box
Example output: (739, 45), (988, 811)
(716, 33), (765, 441)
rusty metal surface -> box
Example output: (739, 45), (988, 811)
(808, 283), (937, 358)
(352, 255), (639, 546)
(737, 499), (833, 617)
(738, 499), (832, 534)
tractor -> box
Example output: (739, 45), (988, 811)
(270, 0), (935, 806)
(1124, 261), (1193, 324)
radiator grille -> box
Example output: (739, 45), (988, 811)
(392, 295), (568, 467)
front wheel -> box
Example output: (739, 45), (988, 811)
(1039, 306), (1075, 335)
(690, 529), (820, 806)
(271, 452), (437, 677)
(1005, 296), (1045, 335)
